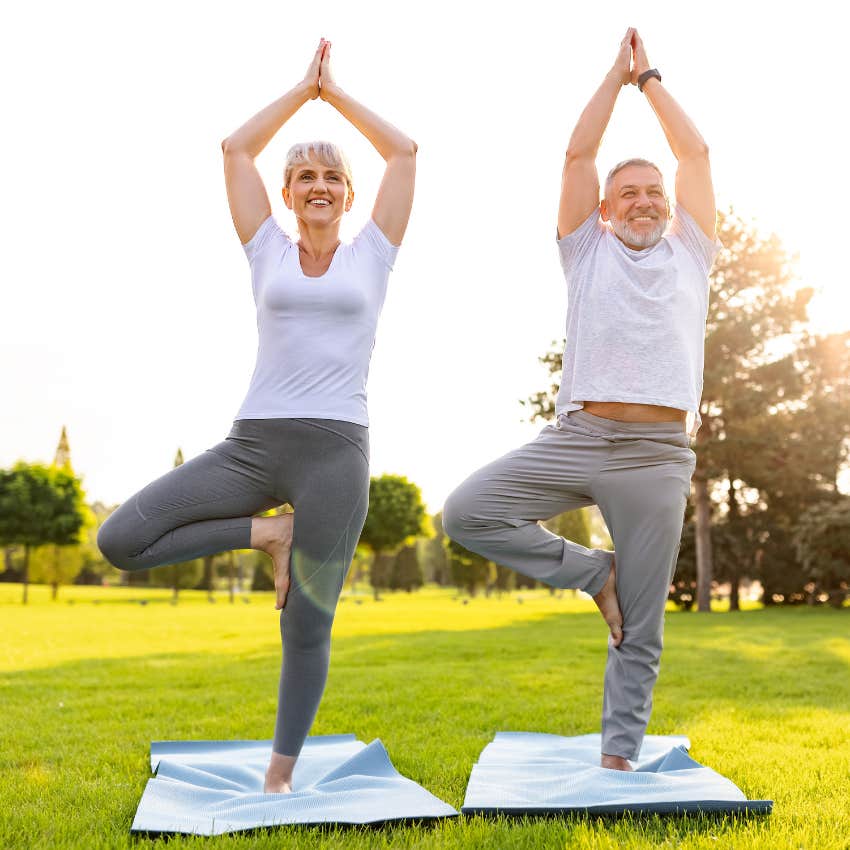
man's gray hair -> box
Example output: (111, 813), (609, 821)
(283, 141), (353, 194)
(604, 158), (665, 200)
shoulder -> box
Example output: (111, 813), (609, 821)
(667, 205), (722, 275)
(556, 207), (606, 270)
(242, 216), (292, 264)
(350, 219), (400, 271)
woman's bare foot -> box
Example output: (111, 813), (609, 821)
(593, 556), (623, 647)
(264, 752), (297, 793)
(251, 513), (294, 610)
(601, 753), (633, 771)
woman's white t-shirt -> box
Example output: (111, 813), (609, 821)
(555, 205), (721, 436)
(235, 216), (399, 427)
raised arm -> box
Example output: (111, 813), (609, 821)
(221, 42), (324, 244)
(631, 31), (715, 239)
(558, 29), (634, 239)
(318, 43), (416, 246)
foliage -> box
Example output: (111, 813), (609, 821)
(543, 507), (592, 550)
(390, 545), (424, 592)
(251, 552), (276, 591)
(0, 463), (88, 603)
(445, 537), (493, 596)
(360, 475), (427, 554)
(419, 512), (450, 585)
(360, 475), (427, 597)
(793, 497), (850, 607)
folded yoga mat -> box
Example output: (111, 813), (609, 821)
(462, 733), (772, 816)
(131, 735), (458, 835)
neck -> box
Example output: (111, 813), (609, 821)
(296, 221), (342, 259)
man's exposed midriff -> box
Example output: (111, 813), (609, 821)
(582, 401), (687, 427)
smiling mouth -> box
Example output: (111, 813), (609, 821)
(308, 199), (331, 207)
(629, 215), (658, 224)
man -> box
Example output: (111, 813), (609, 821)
(443, 29), (719, 770)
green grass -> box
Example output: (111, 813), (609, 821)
(1, 584), (848, 849)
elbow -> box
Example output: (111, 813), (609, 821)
(564, 147), (594, 168)
(681, 141), (710, 162)
(221, 136), (249, 158)
(398, 138), (418, 158)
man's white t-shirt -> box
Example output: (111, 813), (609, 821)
(235, 216), (399, 427)
(556, 206), (721, 436)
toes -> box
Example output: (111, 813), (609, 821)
(275, 577), (290, 610)
(609, 622), (623, 648)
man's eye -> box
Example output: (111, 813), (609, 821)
(300, 174), (314, 180)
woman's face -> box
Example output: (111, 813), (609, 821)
(282, 157), (353, 226)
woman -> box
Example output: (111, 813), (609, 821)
(97, 40), (416, 793)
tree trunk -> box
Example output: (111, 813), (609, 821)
(22, 544), (30, 604)
(727, 476), (741, 612)
(172, 570), (178, 604)
(228, 551), (235, 604)
(200, 555), (215, 602)
(693, 473), (713, 612)
(51, 581), (59, 601)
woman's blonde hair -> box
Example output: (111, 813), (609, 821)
(283, 141), (353, 196)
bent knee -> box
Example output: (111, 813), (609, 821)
(97, 514), (141, 572)
(442, 486), (476, 542)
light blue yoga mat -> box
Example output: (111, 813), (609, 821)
(462, 733), (772, 816)
(131, 735), (458, 835)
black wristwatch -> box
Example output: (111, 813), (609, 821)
(638, 69), (662, 92)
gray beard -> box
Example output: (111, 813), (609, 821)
(611, 215), (667, 249)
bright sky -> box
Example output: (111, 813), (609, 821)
(1, 1), (842, 513)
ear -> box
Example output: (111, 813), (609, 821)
(600, 199), (610, 222)
(344, 188), (354, 212)
(282, 186), (293, 210)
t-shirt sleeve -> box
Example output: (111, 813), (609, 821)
(556, 207), (605, 273)
(669, 205), (722, 276)
(354, 219), (400, 270)
(242, 216), (291, 264)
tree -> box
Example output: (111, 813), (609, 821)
(390, 545), (423, 592)
(419, 511), (450, 585)
(27, 426), (99, 599)
(359, 475), (427, 599)
(446, 537), (494, 597)
(0, 463), (87, 603)
(544, 507), (592, 549)
(793, 498), (850, 608)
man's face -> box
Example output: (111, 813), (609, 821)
(601, 164), (669, 249)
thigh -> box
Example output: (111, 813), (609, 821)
(282, 420), (371, 621)
(105, 425), (280, 554)
(594, 439), (694, 626)
(447, 423), (600, 522)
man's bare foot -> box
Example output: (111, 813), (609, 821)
(601, 753), (633, 771)
(263, 752), (297, 793)
(593, 556), (623, 647)
(251, 513), (294, 610)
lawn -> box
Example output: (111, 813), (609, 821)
(1, 584), (848, 849)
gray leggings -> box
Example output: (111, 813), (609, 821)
(442, 409), (695, 760)
(97, 417), (369, 757)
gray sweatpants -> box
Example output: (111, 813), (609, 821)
(97, 417), (370, 758)
(442, 409), (695, 760)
